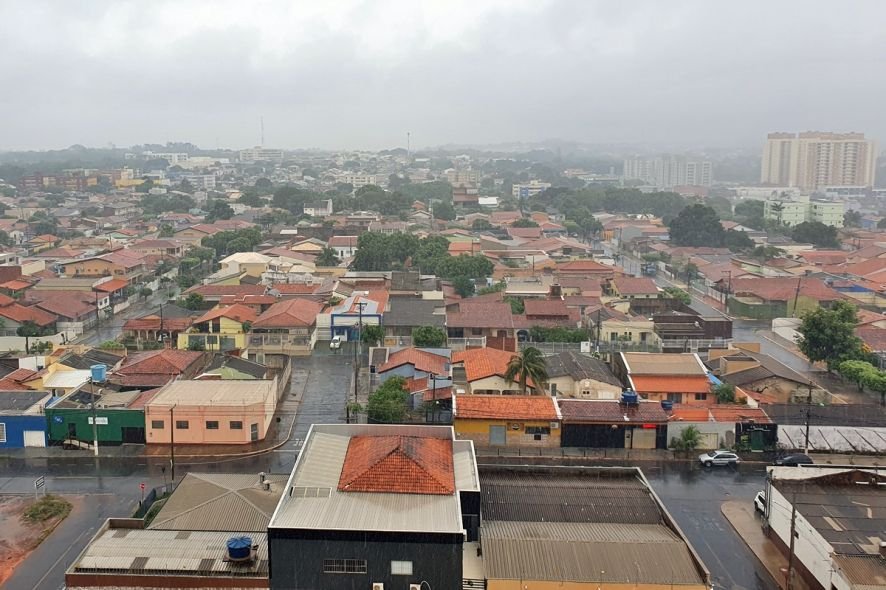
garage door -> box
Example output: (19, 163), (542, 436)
(23, 430), (46, 447)
(489, 425), (506, 446)
(631, 428), (657, 449)
(699, 432), (720, 450)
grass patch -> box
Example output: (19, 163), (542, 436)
(23, 495), (72, 524)
(142, 497), (168, 527)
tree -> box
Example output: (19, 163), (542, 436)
(844, 210), (862, 228)
(796, 300), (863, 372)
(668, 204), (725, 247)
(791, 221), (840, 248)
(512, 218), (539, 228)
(158, 224), (174, 238)
(452, 276), (475, 298)
(504, 347), (548, 394)
(180, 292), (205, 310)
(17, 321), (49, 354)
(206, 200), (234, 222)
(187, 340), (206, 351)
(723, 229), (755, 252)
(226, 237), (252, 253)
(139, 287), (153, 300)
(31, 340), (54, 354)
(504, 296), (525, 314)
(877, 218), (886, 229)
(712, 383), (736, 403)
(672, 425), (702, 452)
(838, 359), (877, 391)
(0, 231), (12, 247)
(663, 287), (691, 305)
(752, 245), (785, 261)
(367, 376), (409, 423)
(315, 247), (340, 267)
(769, 201), (785, 227)
(412, 326), (446, 348)
(472, 218), (493, 230)
(433, 201), (456, 221)
(861, 370), (886, 406)
(361, 324), (384, 347)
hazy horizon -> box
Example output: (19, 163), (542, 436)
(3, 0), (885, 151)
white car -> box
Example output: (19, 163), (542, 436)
(754, 491), (766, 514)
(698, 450), (740, 467)
(329, 336), (342, 350)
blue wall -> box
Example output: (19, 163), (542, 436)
(0, 415), (47, 448)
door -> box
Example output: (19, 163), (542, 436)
(623, 428), (633, 448)
(250, 423), (259, 442)
(699, 432), (719, 449)
(23, 430), (46, 447)
(631, 428), (656, 449)
(750, 430), (764, 452)
(67, 423), (77, 439)
(121, 427), (146, 444)
(489, 425), (506, 446)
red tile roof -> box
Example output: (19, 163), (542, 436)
(728, 277), (843, 302)
(252, 298), (324, 328)
(452, 347), (519, 382)
(338, 435), (454, 495)
(708, 406), (772, 424)
(270, 283), (319, 295)
(454, 394), (559, 420)
(194, 304), (258, 325)
(0, 303), (57, 326)
(630, 375), (711, 394)
(35, 297), (95, 320)
(506, 227), (543, 239)
(123, 315), (193, 332)
(0, 280), (33, 291)
(0, 378), (30, 390)
(447, 301), (515, 329)
(405, 377), (453, 401)
(94, 278), (129, 292)
(557, 259), (613, 273)
(858, 327), (886, 352)
(0, 293), (16, 306)
(5, 368), (37, 382)
(524, 299), (571, 317)
(558, 399), (668, 423)
(379, 348), (450, 376)
(327, 235), (359, 247)
(612, 277), (659, 295)
(112, 350), (204, 387)
(668, 406), (712, 422)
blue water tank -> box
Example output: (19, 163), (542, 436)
(226, 536), (253, 561)
(660, 400), (674, 411)
(621, 390), (639, 405)
(90, 364), (107, 383)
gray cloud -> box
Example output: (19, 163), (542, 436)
(1, 0), (885, 150)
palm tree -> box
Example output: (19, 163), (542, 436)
(504, 347), (548, 394)
(770, 201), (785, 227)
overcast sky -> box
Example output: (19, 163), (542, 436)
(1, 0), (884, 151)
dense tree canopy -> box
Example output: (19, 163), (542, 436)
(797, 300), (862, 372)
(201, 227), (262, 256)
(734, 199), (765, 230)
(412, 325), (447, 347)
(668, 204), (725, 247)
(432, 201), (456, 221)
(367, 376), (409, 423)
(140, 193), (195, 215)
(528, 187), (689, 225)
(791, 221), (840, 248)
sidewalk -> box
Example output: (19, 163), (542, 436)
(721, 500), (811, 590)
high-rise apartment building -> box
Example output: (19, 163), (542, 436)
(622, 156), (712, 188)
(761, 132), (877, 190)
(239, 146), (285, 163)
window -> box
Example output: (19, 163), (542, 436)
(391, 561), (413, 576)
(206, 421), (219, 430)
(323, 559), (367, 574)
(151, 420), (164, 429)
(0, 422), (5, 443)
(695, 393), (708, 401)
(610, 332), (617, 341)
(640, 332), (648, 343)
(525, 426), (551, 436)
(471, 327), (483, 336)
(230, 421), (243, 430)
(666, 393), (681, 403)
(549, 383), (557, 395)
(175, 420), (189, 429)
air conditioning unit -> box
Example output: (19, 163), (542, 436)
(550, 422), (559, 429)
(372, 584), (385, 590)
(409, 585), (422, 590)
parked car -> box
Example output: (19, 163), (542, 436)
(698, 450), (740, 467)
(775, 453), (813, 467)
(329, 335), (342, 350)
(754, 491), (766, 514)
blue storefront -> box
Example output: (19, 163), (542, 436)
(0, 391), (51, 448)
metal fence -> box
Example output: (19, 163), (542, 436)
(518, 341), (663, 354)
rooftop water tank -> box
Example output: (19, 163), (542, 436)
(90, 364), (107, 383)
(621, 390), (639, 405)
(226, 536), (253, 562)
(660, 400), (674, 411)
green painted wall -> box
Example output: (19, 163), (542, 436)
(45, 408), (145, 444)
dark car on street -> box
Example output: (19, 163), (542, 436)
(775, 453), (813, 466)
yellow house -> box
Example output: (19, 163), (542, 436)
(177, 304), (256, 352)
(218, 252), (271, 279)
(23, 363), (91, 395)
(173, 225), (220, 247)
(453, 394), (561, 448)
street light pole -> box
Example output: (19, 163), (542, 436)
(169, 404), (176, 483)
(91, 384), (101, 457)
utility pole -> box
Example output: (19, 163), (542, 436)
(169, 405), (176, 483)
(91, 385), (101, 456)
(804, 381), (813, 452)
(792, 275), (803, 318)
(786, 492), (798, 590)
(351, 301), (366, 423)
(723, 270), (732, 310)
(595, 307), (602, 352)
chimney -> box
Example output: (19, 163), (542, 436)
(259, 472), (266, 484)
(263, 481), (271, 491)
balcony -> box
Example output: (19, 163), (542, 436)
(248, 333), (313, 355)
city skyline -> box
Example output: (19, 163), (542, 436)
(3, 0), (886, 151)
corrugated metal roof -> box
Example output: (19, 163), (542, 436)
(833, 554), (886, 589)
(150, 473), (287, 532)
(70, 529), (268, 577)
(482, 522), (705, 585)
(148, 379), (276, 406)
(269, 426), (467, 534)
